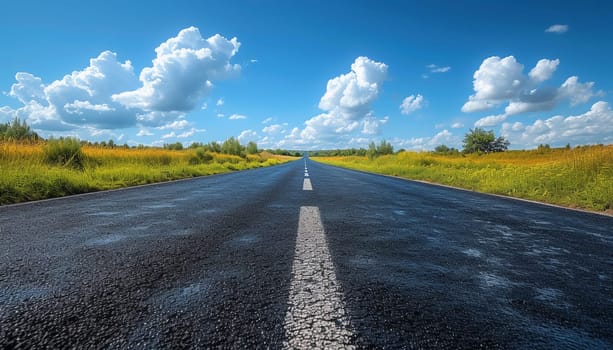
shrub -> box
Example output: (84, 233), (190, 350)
(188, 148), (214, 164)
(44, 137), (85, 170)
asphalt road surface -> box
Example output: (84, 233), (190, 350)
(1, 157), (612, 349)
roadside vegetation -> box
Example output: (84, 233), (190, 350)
(313, 129), (612, 213)
(0, 119), (296, 205)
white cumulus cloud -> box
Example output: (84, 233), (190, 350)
(462, 56), (525, 113)
(400, 94), (426, 115)
(528, 59), (559, 83)
(9, 72), (46, 104)
(1, 26), (240, 138)
(113, 27), (240, 112)
(283, 56), (389, 148)
(4, 51), (139, 131)
(237, 129), (258, 143)
(558, 76), (596, 105)
(474, 114), (508, 127)
(262, 123), (284, 134)
(501, 101), (613, 147)
(463, 55), (598, 124)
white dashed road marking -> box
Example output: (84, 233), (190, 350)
(302, 178), (312, 191)
(283, 206), (354, 349)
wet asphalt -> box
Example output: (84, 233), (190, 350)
(0, 157), (611, 349)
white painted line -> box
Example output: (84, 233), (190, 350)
(283, 206), (354, 349)
(304, 173), (309, 177)
(302, 178), (312, 191)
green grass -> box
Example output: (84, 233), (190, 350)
(314, 145), (613, 212)
(0, 142), (294, 205)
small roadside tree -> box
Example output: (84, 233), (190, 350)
(246, 141), (258, 155)
(377, 140), (394, 155)
(462, 128), (509, 154)
(221, 137), (243, 156)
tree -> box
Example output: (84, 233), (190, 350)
(434, 144), (459, 155)
(367, 141), (377, 159)
(246, 141), (258, 155)
(221, 137), (243, 156)
(164, 142), (184, 150)
(366, 140), (394, 159)
(377, 140), (394, 155)
(462, 128), (509, 154)
(0, 117), (40, 142)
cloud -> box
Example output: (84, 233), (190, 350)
(1, 26), (240, 138)
(9, 72), (46, 104)
(178, 127), (205, 138)
(400, 94), (426, 115)
(216, 98), (224, 107)
(462, 56), (525, 113)
(3, 51), (140, 131)
(393, 129), (460, 150)
(228, 113), (247, 120)
(162, 132), (177, 139)
(545, 24), (569, 34)
(262, 123), (284, 134)
(501, 101), (613, 147)
(528, 59), (559, 83)
(462, 55), (597, 119)
(0, 106), (13, 123)
(474, 114), (508, 127)
(282, 56), (389, 148)
(113, 27), (240, 112)
(157, 119), (190, 130)
(137, 129), (153, 136)
(426, 64), (451, 73)
(261, 117), (274, 124)
(237, 129), (258, 143)
(451, 122), (464, 129)
(558, 76), (596, 105)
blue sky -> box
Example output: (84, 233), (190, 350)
(1, 0), (612, 150)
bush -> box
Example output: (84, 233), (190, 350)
(44, 137), (85, 170)
(188, 148), (214, 164)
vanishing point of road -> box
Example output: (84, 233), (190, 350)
(1, 157), (611, 348)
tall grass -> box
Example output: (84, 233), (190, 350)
(0, 142), (294, 205)
(314, 145), (613, 212)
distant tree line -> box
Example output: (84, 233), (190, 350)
(309, 140), (395, 158)
(2, 118), (517, 158)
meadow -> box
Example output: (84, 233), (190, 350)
(313, 145), (613, 213)
(0, 142), (293, 205)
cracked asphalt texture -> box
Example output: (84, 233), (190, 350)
(1, 158), (612, 349)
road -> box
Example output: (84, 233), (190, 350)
(1, 157), (612, 349)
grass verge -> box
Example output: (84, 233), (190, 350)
(313, 145), (612, 213)
(0, 142), (295, 205)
